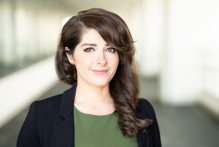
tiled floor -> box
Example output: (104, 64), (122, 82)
(0, 78), (219, 147)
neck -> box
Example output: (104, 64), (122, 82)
(74, 81), (113, 105)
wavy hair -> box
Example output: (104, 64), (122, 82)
(55, 8), (152, 137)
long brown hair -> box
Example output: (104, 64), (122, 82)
(55, 8), (152, 137)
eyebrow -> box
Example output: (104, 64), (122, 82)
(80, 43), (110, 47)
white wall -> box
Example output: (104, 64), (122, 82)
(0, 57), (58, 128)
(199, 0), (219, 116)
(138, 0), (165, 77)
(137, 0), (219, 108)
(160, 0), (204, 105)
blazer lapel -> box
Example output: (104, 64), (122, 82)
(55, 83), (77, 147)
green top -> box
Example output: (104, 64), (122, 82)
(73, 106), (138, 147)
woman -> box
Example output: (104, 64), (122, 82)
(17, 8), (161, 147)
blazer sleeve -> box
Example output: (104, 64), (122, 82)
(147, 100), (161, 147)
(137, 99), (162, 147)
(17, 101), (41, 147)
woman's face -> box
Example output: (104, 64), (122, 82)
(66, 29), (119, 88)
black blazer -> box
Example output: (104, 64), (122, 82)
(17, 83), (161, 147)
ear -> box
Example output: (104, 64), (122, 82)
(65, 47), (75, 65)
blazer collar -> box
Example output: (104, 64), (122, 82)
(59, 83), (77, 119)
(55, 83), (77, 147)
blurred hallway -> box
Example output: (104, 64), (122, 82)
(0, 78), (219, 147)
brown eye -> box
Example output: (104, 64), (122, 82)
(84, 48), (94, 52)
(106, 48), (116, 53)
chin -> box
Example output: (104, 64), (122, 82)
(89, 79), (111, 88)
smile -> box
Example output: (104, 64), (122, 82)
(92, 69), (108, 75)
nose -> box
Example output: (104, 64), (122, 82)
(96, 51), (106, 66)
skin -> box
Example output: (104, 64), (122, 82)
(65, 29), (119, 115)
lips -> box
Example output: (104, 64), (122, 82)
(92, 69), (108, 75)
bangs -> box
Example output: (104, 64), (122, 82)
(80, 14), (130, 49)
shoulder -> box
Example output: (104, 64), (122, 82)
(135, 98), (156, 120)
(29, 94), (62, 117)
(36, 94), (62, 107)
(136, 99), (162, 146)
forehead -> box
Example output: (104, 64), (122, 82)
(79, 29), (107, 45)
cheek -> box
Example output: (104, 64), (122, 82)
(75, 59), (90, 70)
(112, 54), (119, 69)
(77, 60), (95, 76)
(74, 53), (90, 67)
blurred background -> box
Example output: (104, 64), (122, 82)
(0, 0), (219, 146)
